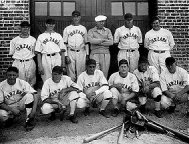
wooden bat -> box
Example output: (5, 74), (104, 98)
(117, 122), (125, 144)
(83, 124), (122, 143)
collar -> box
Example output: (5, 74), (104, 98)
(94, 26), (106, 31)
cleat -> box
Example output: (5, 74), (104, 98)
(99, 110), (110, 118)
(25, 118), (35, 131)
(68, 114), (78, 123)
(111, 108), (119, 117)
(167, 105), (176, 114)
(154, 110), (163, 118)
(59, 109), (66, 121)
(83, 107), (90, 116)
(48, 112), (56, 121)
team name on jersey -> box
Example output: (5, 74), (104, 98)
(16, 44), (33, 51)
(43, 37), (60, 45)
(4, 90), (24, 99)
(68, 29), (84, 37)
(121, 84), (132, 91)
(149, 37), (167, 43)
(123, 33), (138, 39)
(49, 89), (61, 97)
(140, 77), (153, 83)
(84, 82), (100, 90)
(167, 80), (185, 88)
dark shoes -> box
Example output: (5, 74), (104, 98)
(167, 105), (176, 114)
(99, 110), (110, 118)
(59, 109), (66, 121)
(139, 105), (147, 114)
(25, 118), (35, 131)
(154, 110), (163, 118)
(84, 107), (90, 116)
(4, 118), (14, 128)
(111, 108), (119, 117)
(49, 112), (56, 121)
(68, 114), (78, 123)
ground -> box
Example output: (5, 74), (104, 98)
(0, 99), (188, 144)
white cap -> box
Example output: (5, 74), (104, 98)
(95, 15), (107, 22)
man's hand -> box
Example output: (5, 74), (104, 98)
(86, 92), (96, 100)
(112, 83), (122, 92)
(65, 56), (71, 64)
(173, 93), (181, 103)
(38, 66), (44, 75)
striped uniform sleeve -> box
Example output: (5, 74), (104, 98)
(131, 74), (139, 92)
(41, 81), (50, 101)
(114, 28), (120, 44)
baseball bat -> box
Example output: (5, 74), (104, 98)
(83, 124), (122, 143)
(117, 122), (125, 144)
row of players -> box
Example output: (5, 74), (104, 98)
(0, 57), (188, 131)
(9, 11), (175, 88)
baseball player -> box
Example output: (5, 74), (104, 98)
(77, 59), (112, 118)
(40, 66), (81, 123)
(133, 58), (163, 118)
(63, 10), (89, 82)
(88, 15), (113, 78)
(0, 66), (38, 131)
(35, 19), (66, 82)
(160, 57), (189, 115)
(108, 59), (139, 117)
(144, 16), (175, 74)
(9, 21), (36, 87)
(114, 13), (142, 73)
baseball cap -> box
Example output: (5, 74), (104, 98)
(52, 66), (63, 74)
(20, 21), (30, 27)
(86, 59), (96, 66)
(46, 18), (55, 24)
(124, 13), (133, 20)
(138, 57), (149, 65)
(165, 57), (176, 66)
(119, 59), (129, 66)
(7, 66), (19, 73)
(95, 15), (107, 22)
(72, 10), (81, 16)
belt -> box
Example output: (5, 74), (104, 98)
(70, 48), (80, 52)
(153, 50), (166, 53)
(47, 53), (56, 56)
(122, 49), (136, 52)
(19, 59), (31, 62)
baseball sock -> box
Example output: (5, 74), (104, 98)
(154, 95), (161, 111)
(25, 102), (33, 121)
(70, 100), (77, 115)
(100, 100), (109, 111)
(112, 98), (119, 109)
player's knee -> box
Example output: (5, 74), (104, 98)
(103, 90), (112, 99)
(24, 93), (34, 104)
(126, 102), (137, 111)
(154, 95), (162, 102)
(76, 98), (87, 109)
(69, 91), (79, 101)
(152, 87), (162, 97)
(161, 95), (172, 109)
(0, 109), (9, 122)
(41, 103), (54, 114)
(139, 97), (147, 105)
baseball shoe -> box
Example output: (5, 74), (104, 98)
(48, 112), (56, 121)
(84, 107), (90, 116)
(167, 105), (176, 114)
(111, 108), (119, 117)
(59, 109), (66, 121)
(68, 114), (78, 123)
(139, 105), (147, 114)
(25, 118), (35, 131)
(154, 110), (163, 118)
(99, 110), (110, 118)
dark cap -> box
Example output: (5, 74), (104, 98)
(138, 57), (149, 65)
(46, 18), (55, 24)
(165, 57), (176, 66)
(119, 59), (128, 66)
(52, 66), (63, 74)
(7, 66), (19, 73)
(72, 10), (81, 16)
(151, 16), (160, 23)
(124, 13), (133, 20)
(20, 21), (30, 27)
(86, 59), (96, 66)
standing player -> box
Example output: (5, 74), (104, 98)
(133, 58), (163, 118)
(114, 13), (142, 72)
(40, 66), (81, 123)
(0, 66), (38, 131)
(77, 59), (112, 118)
(108, 59), (139, 117)
(9, 21), (36, 87)
(88, 15), (113, 78)
(160, 57), (189, 115)
(35, 19), (66, 82)
(63, 10), (89, 82)
(144, 16), (175, 74)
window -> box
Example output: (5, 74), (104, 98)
(111, 2), (123, 16)
(50, 2), (61, 16)
(63, 2), (75, 16)
(35, 2), (47, 16)
(138, 2), (148, 16)
(124, 2), (136, 15)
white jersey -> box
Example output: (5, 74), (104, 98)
(133, 66), (160, 87)
(114, 25), (142, 50)
(144, 28), (175, 51)
(108, 72), (139, 92)
(160, 66), (189, 92)
(41, 75), (79, 101)
(0, 78), (36, 105)
(77, 70), (108, 95)
(9, 36), (36, 60)
(35, 32), (66, 54)
(63, 25), (87, 49)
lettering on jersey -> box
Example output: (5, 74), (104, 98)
(140, 77), (153, 84)
(4, 90), (23, 99)
(83, 82), (100, 90)
(121, 84), (132, 91)
(167, 80), (185, 88)
(149, 37), (167, 44)
(69, 29), (85, 37)
(16, 44), (33, 52)
(49, 88), (61, 97)
(43, 37), (60, 45)
(123, 33), (138, 39)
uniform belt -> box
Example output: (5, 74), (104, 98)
(122, 49), (136, 52)
(47, 53), (56, 56)
(18, 59), (31, 62)
(70, 48), (80, 52)
(153, 50), (166, 53)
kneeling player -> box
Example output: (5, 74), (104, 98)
(40, 66), (81, 123)
(0, 66), (38, 131)
(133, 58), (163, 118)
(108, 59), (139, 117)
(77, 59), (112, 118)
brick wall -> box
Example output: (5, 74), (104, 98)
(157, 0), (189, 72)
(0, 0), (30, 81)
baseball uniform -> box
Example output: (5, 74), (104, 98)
(35, 32), (66, 82)
(88, 26), (113, 78)
(10, 35), (36, 87)
(144, 28), (175, 74)
(114, 25), (142, 72)
(160, 66), (189, 109)
(63, 24), (88, 81)
(108, 72), (139, 111)
(0, 78), (36, 122)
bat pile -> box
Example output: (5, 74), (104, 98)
(83, 110), (189, 143)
